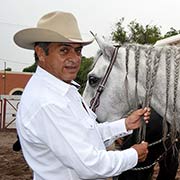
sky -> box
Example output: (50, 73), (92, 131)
(0, 0), (180, 72)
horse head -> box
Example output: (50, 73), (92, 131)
(83, 36), (132, 122)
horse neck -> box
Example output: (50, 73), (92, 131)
(117, 45), (148, 109)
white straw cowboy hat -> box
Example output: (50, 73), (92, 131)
(14, 11), (93, 49)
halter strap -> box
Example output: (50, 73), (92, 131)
(90, 45), (120, 112)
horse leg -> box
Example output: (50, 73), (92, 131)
(12, 135), (21, 151)
(156, 142), (180, 180)
(117, 167), (154, 180)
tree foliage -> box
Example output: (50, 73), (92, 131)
(23, 63), (37, 72)
(111, 18), (128, 44)
(5, 67), (12, 71)
(111, 18), (180, 45)
(75, 56), (93, 94)
(163, 27), (180, 38)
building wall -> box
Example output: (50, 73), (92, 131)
(0, 71), (33, 95)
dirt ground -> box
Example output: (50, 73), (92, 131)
(0, 130), (180, 180)
(0, 130), (32, 180)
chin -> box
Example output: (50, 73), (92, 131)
(64, 76), (76, 83)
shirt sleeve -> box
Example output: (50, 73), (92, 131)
(97, 119), (133, 147)
(29, 104), (138, 179)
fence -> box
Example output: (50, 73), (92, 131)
(0, 95), (21, 129)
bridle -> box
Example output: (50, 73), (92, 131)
(90, 45), (120, 112)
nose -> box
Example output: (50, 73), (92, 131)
(68, 48), (81, 61)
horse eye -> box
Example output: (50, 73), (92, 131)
(88, 75), (101, 87)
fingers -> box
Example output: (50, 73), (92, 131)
(132, 141), (149, 162)
(144, 107), (151, 115)
(137, 107), (151, 123)
(138, 152), (148, 162)
(138, 150), (148, 161)
(136, 107), (150, 115)
(143, 107), (151, 123)
(125, 107), (151, 130)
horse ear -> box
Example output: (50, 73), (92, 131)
(90, 31), (115, 60)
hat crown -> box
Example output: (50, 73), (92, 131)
(37, 11), (82, 40)
(14, 11), (93, 50)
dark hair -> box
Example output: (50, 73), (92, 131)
(34, 42), (51, 62)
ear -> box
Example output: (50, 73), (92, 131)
(91, 32), (115, 60)
(34, 46), (46, 62)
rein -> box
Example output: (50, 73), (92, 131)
(90, 45), (120, 112)
(132, 135), (179, 171)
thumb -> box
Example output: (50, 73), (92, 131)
(136, 108), (146, 116)
(138, 107), (149, 116)
(141, 141), (148, 147)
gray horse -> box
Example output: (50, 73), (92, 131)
(83, 36), (180, 180)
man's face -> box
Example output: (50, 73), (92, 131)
(36, 42), (83, 83)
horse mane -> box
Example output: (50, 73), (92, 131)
(120, 43), (180, 143)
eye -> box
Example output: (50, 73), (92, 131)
(88, 75), (101, 87)
(75, 47), (82, 56)
(59, 47), (69, 54)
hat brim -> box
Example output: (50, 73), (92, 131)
(14, 28), (93, 50)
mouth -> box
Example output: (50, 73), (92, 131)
(64, 65), (79, 73)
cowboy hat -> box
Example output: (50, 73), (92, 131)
(14, 11), (93, 50)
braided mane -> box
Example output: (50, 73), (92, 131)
(123, 43), (180, 142)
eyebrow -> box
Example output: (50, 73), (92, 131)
(59, 43), (83, 49)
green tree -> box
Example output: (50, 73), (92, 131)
(111, 17), (128, 44)
(163, 27), (180, 38)
(5, 67), (12, 71)
(23, 63), (37, 72)
(111, 18), (162, 44)
(75, 56), (93, 94)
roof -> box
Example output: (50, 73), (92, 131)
(0, 71), (33, 75)
(155, 34), (180, 46)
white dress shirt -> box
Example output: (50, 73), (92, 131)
(16, 66), (138, 180)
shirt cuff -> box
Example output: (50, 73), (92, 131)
(109, 118), (133, 137)
(121, 147), (138, 170)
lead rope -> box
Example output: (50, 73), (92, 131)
(132, 136), (178, 171)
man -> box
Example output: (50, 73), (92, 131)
(14, 11), (150, 180)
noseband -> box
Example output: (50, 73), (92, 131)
(90, 45), (120, 112)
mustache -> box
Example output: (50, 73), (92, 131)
(64, 60), (80, 66)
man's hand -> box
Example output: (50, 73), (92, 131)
(125, 107), (151, 130)
(132, 142), (149, 162)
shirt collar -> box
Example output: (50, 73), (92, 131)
(35, 66), (80, 96)
(70, 81), (80, 89)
